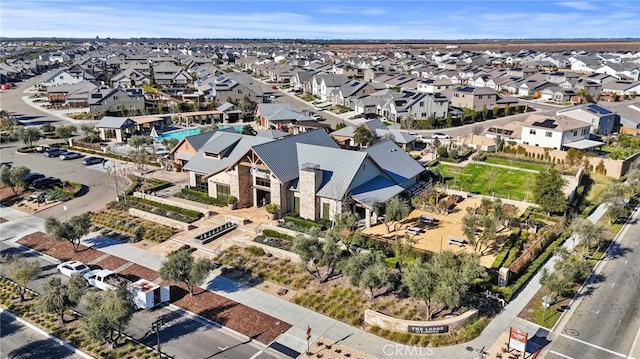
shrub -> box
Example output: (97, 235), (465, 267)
(227, 196), (237, 205)
(175, 188), (226, 206)
(265, 203), (278, 214)
(262, 229), (293, 241)
(491, 229), (520, 269)
(245, 246), (266, 256)
(283, 216), (323, 229)
(129, 196), (202, 219)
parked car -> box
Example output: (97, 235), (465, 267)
(60, 151), (82, 160)
(311, 113), (324, 121)
(84, 269), (129, 291)
(57, 260), (90, 277)
(31, 176), (62, 189)
(271, 85), (277, 90)
(21, 172), (45, 185)
(35, 145), (47, 153)
(44, 147), (64, 157)
(82, 156), (104, 165)
(431, 132), (451, 139)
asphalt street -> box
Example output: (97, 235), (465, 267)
(0, 242), (278, 359)
(0, 311), (84, 359)
(544, 206), (640, 359)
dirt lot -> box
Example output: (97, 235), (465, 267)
(16, 231), (104, 263)
(364, 196), (528, 267)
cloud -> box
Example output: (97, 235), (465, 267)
(555, 2), (598, 11)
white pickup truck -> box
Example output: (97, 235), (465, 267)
(84, 269), (170, 310)
(84, 269), (127, 291)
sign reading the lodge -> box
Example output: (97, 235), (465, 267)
(408, 325), (449, 334)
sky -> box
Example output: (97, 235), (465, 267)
(1, 1), (638, 40)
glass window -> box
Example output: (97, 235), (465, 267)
(294, 196), (300, 213)
(255, 177), (270, 188)
(545, 131), (552, 137)
(216, 184), (230, 200)
(529, 129), (536, 135)
(322, 203), (330, 221)
(195, 174), (207, 190)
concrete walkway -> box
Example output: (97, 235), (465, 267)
(0, 203), (608, 359)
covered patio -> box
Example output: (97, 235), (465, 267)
(562, 139), (605, 152)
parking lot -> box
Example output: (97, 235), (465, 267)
(0, 143), (122, 219)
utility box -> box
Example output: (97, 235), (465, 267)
(131, 279), (170, 310)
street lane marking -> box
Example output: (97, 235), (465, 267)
(549, 350), (575, 359)
(560, 334), (626, 357)
(612, 282), (616, 288)
(591, 310), (600, 314)
(218, 346), (228, 351)
(249, 350), (263, 359)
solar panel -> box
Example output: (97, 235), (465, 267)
(532, 119), (558, 129)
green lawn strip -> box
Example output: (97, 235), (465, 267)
(484, 156), (547, 172)
(437, 163), (535, 201)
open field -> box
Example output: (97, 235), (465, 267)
(437, 163), (536, 201)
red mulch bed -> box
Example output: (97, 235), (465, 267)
(163, 282), (291, 344)
(0, 217), (7, 224)
(118, 264), (159, 282)
(16, 232), (103, 263)
(95, 255), (129, 271)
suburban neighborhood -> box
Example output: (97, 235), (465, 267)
(1, 16), (640, 359)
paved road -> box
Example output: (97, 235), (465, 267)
(0, 242), (278, 359)
(0, 71), (66, 126)
(0, 311), (84, 359)
(544, 206), (640, 359)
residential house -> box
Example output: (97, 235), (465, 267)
(450, 86), (499, 110)
(94, 116), (137, 142)
(329, 80), (378, 108)
(311, 73), (349, 101)
(40, 69), (87, 88)
(556, 104), (618, 135)
(382, 91), (449, 121)
(520, 114), (593, 150)
(602, 80), (640, 95)
(88, 86), (145, 115)
(110, 68), (150, 88)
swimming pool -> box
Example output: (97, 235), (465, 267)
(155, 125), (244, 143)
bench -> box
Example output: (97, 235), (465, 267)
(448, 236), (466, 247)
(405, 226), (422, 236)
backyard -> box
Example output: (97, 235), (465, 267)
(437, 163), (536, 201)
(483, 156), (548, 172)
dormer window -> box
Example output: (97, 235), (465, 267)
(204, 152), (220, 159)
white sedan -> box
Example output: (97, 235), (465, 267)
(431, 132), (452, 139)
(57, 261), (90, 277)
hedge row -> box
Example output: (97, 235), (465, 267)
(68, 146), (162, 167)
(490, 228), (520, 269)
(125, 175), (172, 195)
(53, 181), (83, 198)
(128, 196), (203, 220)
(283, 216), (323, 228)
(493, 231), (570, 302)
(262, 228), (293, 241)
(174, 188), (226, 206)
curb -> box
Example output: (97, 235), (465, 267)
(0, 307), (94, 359)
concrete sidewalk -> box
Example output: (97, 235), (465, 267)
(0, 203), (608, 359)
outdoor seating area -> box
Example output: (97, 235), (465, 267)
(448, 236), (466, 247)
(403, 180), (430, 196)
(192, 221), (237, 245)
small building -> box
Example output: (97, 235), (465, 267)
(95, 116), (136, 142)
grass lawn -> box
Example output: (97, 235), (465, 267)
(299, 94), (315, 102)
(437, 163), (536, 201)
(484, 156), (548, 172)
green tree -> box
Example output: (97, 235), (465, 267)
(128, 135), (153, 149)
(37, 275), (85, 325)
(159, 247), (214, 296)
(402, 260), (438, 319)
(15, 126), (41, 148)
(533, 167), (567, 214)
(199, 124), (219, 134)
(44, 213), (92, 252)
(372, 196), (411, 236)
(240, 96), (257, 120)
(461, 213), (479, 248)
(569, 217), (605, 258)
(292, 228), (344, 283)
(575, 88), (593, 104)
(80, 123), (99, 143)
(4, 255), (41, 302)
(341, 252), (393, 298)
(241, 124), (257, 136)
(353, 125), (374, 147)
(540, 268), (570, 301)
(54, 125), (76, 143)
(160, 137), (180, 151)
(81, 283), (134, 349)
(436, 145), (448, 158)
(0, 165), (30, 195)
(335, 122), (347, 131)
(360, 261), (394, 299)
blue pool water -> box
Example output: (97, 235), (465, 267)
(155, 125), (244, 142)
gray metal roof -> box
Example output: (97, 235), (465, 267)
(95, 116), (135, 129)
(351, 175), (404, 208)
(256, 129), (290, 139)
(200, 135), (240, 155)
(296, 143), (368, 200)
(252, 129), (339, 183)
(184, 131), (217, 151)
(183, 132), (272, 174)
(363, 140), (424, 186)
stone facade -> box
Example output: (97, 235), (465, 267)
(364, 309), (479, 334)
(237, 166), (252, 207)
(270, 180), (286, 217)
(299, 164), (322, 220)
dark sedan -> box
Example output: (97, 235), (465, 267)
(21, 173), (45, 186)
(31, 177), (62, 189)
(82, 156), (104, 165)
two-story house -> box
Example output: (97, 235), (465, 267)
(556, 104), (618, 135)
(450, 86), (499, 110)
(520, 114), (592, 150)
